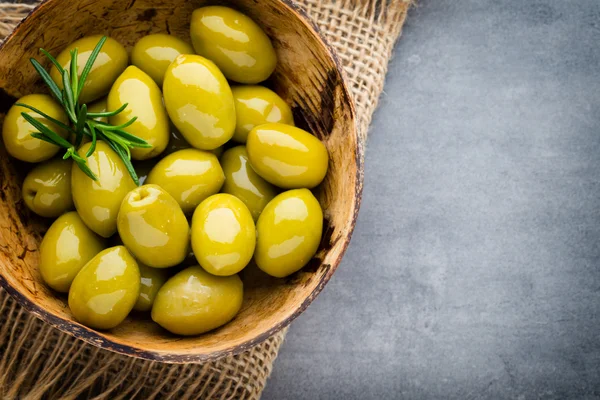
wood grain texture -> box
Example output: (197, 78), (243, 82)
(0, 0), (359, 362)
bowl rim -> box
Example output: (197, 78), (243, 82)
(0, 0), (362, 363)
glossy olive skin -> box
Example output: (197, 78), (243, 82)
(163, 54), (235, 150)
(108, 66), (169, 160)
(151, 265), (243, 335)
(88, 97), (108, 123)
(134, 264), (169, 312)
(220, 146), (277, 221)
(255, 189), (323, 278)
(22, 159), (73, 218)
(190, 6), (277, 84)
(71, 141), (137, 238)
(50, 35), (128, 104)
(68, 246), (140, 330)
(39, 212), (105, 292)
(2, 94), (68, 162)
(131, 34), (194, 86)
(147, 149), (224, 214)
(164, 127), (223, 157)
(247, 123), (329, 189)
(231, 86), (294, 143)
(191, 194), (256, 276)
(117, 184), (190, 268)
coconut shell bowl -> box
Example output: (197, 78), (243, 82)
(0, 0), (360, 362)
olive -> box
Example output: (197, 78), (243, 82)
(131, 34), (194, 86)
(247, 123), (329, 189)
(2, 94), (69, 163)
(147, 149), (224, 214)
(220, 146), (277, 221)
(134, 263), (169, 312)
(231, 86), (294, 143)
(151, 265), (243, 335)
(117, 184), (190, 268)
(190, 6), (276, 84)
(50, 35), (128, 104)
(68, 246), (140, 330)
(71, 141), (137, 238)
(163, 54), (235, 150)
(39, 211), (105, 292)
(107, 66), (169, 160)
(191, 194), (256, 276)
(22, 158), (73, 218)
(255, 189), (323, 278)
(88, 97), (108, 123)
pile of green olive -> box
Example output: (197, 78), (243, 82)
(3, 6), (329, 336)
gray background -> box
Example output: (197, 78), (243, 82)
(263, 0), (600, 399)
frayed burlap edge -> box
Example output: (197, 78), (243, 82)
(0, 0), (411, 398)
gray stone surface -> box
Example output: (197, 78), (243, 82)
(262, 0), (600, 399)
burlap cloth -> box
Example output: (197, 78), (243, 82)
(0, 0), (411, 398)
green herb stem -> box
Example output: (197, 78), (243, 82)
(22, 36), (149, 184)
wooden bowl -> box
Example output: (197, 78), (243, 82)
(0, 0), (359, 362)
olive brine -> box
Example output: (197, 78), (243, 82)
(5, 6), (329, 336)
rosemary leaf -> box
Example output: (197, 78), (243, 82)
(105, 138), (140, 185)
(87, 102), (128, 118)
(78, 36), (107, 99)
(76, 104), (87, 139)
(21, 112), (71, 148)
(95, 116), (137, 131)
(39, 49), (64, 73)
(70, 48), (79, 102)
(62, 69), (75, 114)
(15, 103), (75, 134)
(71, 152), (98, 180)
(31, 132), (62, 147)
(111, 129), (153, 147)
(86, 122), (97, 157)
(30, 58), (63, 102)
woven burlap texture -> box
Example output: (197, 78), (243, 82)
(0, 0), (411, 398)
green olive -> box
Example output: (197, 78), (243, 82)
(231, 86), (294, 143)
(247, 123), (329, 189)
(50, 35), (128, 104)
(117, 184), (190, 268)
(151, 265), (243, 335)
(220, 146), (277, 221)
(163, 54), (235, 150)
(107, 66), (169, 160)
(22, 158), (73, 218)
(134, 263), (169, 312)
(147, 149), (224, 214)
(2, 94), (68, 163)
(131, 34), (194, 86)
(190, 6), (277, 84)
(88, 97), (108, 123)
(255, 189), (323, 278)
(191, 194), (255, 276)
(39, 211), (105, 292)
(68, 246), (140, 330)
(71, 141), (137, 238)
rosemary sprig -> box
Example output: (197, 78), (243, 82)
(17, 36), (151, 185)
